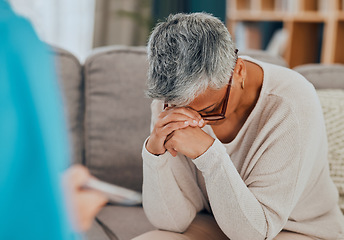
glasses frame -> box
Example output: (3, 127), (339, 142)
(164, 49), (238, 121)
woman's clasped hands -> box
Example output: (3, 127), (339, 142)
(146, 106), (215, 159)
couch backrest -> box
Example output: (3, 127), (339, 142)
(239, 49), (288, 68)
(50, 46), (84, 165)
(294, 64), (344, 89)
(83, 46), (151, 191)
(316, 88), (344, 212)
(294, 64), (344, 212)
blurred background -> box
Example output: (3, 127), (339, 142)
(8, 0), (226, 62)
(8, 0), (344, 67)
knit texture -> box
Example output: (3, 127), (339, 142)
(317, 89), (344, 213)
(142, 57), (344, 240)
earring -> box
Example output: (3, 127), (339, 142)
(241, 78), (245, 89)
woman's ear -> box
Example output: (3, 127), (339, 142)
(233, 58), (247, 87)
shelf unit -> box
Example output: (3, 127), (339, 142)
(227, 0), (344, 67)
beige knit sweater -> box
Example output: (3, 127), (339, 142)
(141, 57), (344, 240)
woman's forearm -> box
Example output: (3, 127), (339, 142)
(142, 141), (205, 232)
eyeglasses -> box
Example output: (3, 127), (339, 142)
(163, 75), (233, 121)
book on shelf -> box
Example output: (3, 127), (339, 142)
(275, 0), (288, 12)
(275, 0), (299, 13)
(318, 0), (330, 14)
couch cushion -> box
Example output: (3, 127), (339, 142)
(85, 219), (111, 240)
(95, 206), (155, 240)
(316, 89), (344, 212)
(239, 49), (288, 67)
(50, 46), (84, 165)
(294, 64), (344, 89)
(84, 46), (151, 191)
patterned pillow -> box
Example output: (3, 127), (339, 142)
(316, 89), (344, 212)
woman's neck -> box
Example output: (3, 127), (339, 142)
(211, 60), (263, 143)
(235, 60), (263, 116)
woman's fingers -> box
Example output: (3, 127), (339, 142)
(147, 106), (203, 156)
(164, 133), (178, 157)
(164, 136), (178, 157)
(160, 121), (188, 136)
(160, 107), (202, 124)
(158, 113), (203, 129)
(166, 147), (178, 157)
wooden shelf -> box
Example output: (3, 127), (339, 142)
(286, 22), (323, 67)
(229, 11), (285, 21)
(334, 20), (344, 62)
(337, 0), (344, 11)
(227, 0), (344, 67)
(337, 12), (344, 20)
(261, 0), (276, 11)
(302, 0), (320, 12)
(235, 0), (251, 10)
(287, 13), (326, 22)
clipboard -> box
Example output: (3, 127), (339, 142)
(83, 178), (142, 206)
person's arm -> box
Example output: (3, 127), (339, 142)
(62, 165), (108, 232)
(0, 4), (77, 239)
(190, 108), (308, 240)
(142, 100), (207, 232)
(164, 96), (321, 239)
(142, 145), (206, 232)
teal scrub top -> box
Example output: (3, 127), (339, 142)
(0, 1), (78, 239)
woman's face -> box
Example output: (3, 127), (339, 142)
(186, 58), (246, 125)
(187, 85), (230, 125)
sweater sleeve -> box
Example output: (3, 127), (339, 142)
(192, 106), (304, 240)
(141, 100), (206, 232)
(142, 141), (206, 232)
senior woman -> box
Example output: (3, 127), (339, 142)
(134, 13), (344, 240)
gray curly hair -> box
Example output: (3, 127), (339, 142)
(146, 12), (237, 106)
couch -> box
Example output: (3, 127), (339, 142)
(51, 46), (344, 240)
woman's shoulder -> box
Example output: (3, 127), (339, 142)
(257, 60), (319, 113)
(260, 70), (324, 134)
(241, 56), (316, 103)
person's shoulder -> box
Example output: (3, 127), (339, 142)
(0, 3), (44, 54)
(260, 61), (317, 104)
(241, 56), (314, 96)
(262, 65), (324, 130)
(0, 2), (32, 35)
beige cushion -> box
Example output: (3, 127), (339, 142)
(83, 46), (151, 191)
(239, 50), (288, 67)
(317, 89), (344, 212)
(85, 219), (111, 240)
(95, 206), (155, 240)
(294, 64), (344, 90)
(50, 46), (84, 165)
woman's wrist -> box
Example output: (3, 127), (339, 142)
(145, 137), (165, 156)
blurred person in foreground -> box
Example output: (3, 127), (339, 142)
(0, 1), (107, 239)
(134, 13), (344, 240)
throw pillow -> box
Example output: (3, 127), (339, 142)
(317, 89), (344, 213)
